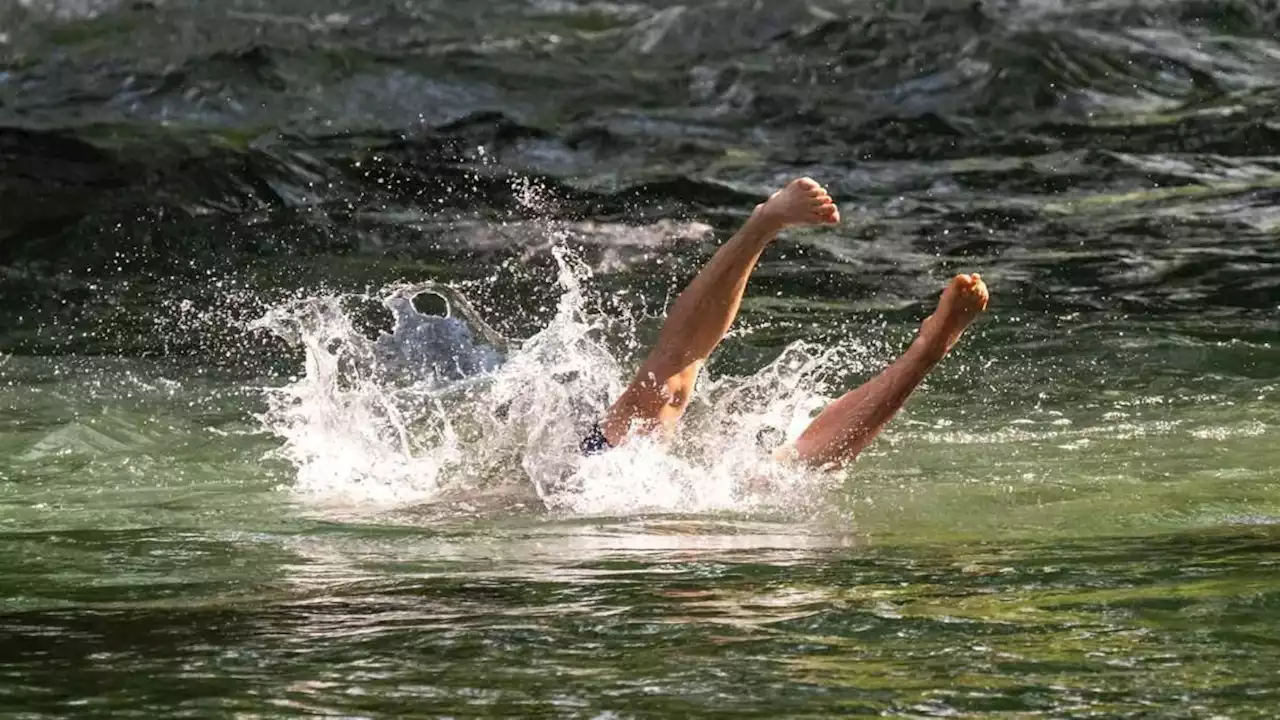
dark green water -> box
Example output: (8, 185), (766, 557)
(3, 0), (1280, 717)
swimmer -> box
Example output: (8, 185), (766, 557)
(581, 177), (989, 469)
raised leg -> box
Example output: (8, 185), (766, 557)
(598, 178), (840, 446)
(790, 273), (990, 469)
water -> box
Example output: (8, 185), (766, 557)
(3, 0), (1280, 716)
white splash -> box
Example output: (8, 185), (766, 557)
(253, 246), (878, 517)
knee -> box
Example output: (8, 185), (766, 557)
(663, 363), (702, 410)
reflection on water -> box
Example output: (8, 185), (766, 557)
(3, 516), (1279, 716)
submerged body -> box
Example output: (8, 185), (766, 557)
(588, 178), (990, 469)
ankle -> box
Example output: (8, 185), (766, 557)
(749, 203), (786, 234)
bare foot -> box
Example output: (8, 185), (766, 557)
(919, 273), (989, 355)
(754, 177), (840, 230)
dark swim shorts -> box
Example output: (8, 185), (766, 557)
(579, 423), (613, 456)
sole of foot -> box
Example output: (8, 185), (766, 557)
(921, 273), (989, 354)
(757, 177), (840, 228)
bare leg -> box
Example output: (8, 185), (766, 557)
(790, 273), (990, 469)
(599, 178), (840, 446)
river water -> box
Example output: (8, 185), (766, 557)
(2, 0), (1279, 716)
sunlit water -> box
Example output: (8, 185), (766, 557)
(3, 234), (1278, 716)
(5, 0), (1280, 715)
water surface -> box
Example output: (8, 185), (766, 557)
(2, 0), (1279, 716)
